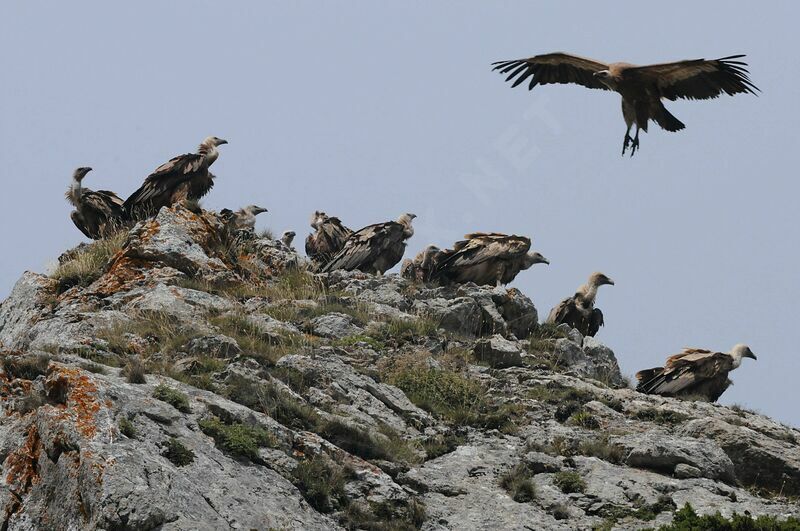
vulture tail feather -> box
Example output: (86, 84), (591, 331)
(653, 104), (685, 132)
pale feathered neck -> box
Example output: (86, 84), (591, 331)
(66, 177), (84, 207)
(197, 139), (220, 165)
(397, 214), (415, 238)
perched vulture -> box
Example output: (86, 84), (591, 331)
(124, 136), (227, 219)
(546, 272), (614, 337)
(219, 205), (268, 231)
(636, 344), (757, 402)
(305, 211), (353, 268)
(492, 52), (759, 155)
(400, 245), (450, 283)
(321, 214), (416, 275)
(431, 233), (548, 287)
(66, 167), (127, 240)
(280, 230), (296, 250)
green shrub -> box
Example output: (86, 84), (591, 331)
(656, 503), (800, 530)
(51, 232), (127, 292)
(293, 456), (349, 513)
(199, 416), (275, 461)
(224, 375), (320, 431)
(383, 353), (518, 430)
(209, 314), (298, 366)
(152, 383), (191, 413)
(118, 417), (137, 439)
(162, 437), (195, 466)
(499, 463), (537, 503)
(553, 471), (586, 494)
(320, 420), (394, 462)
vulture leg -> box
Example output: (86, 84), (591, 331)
(622, 125), (633, 156)
(629, 126), (641, 157)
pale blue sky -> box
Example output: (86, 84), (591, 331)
(1, 2), (798, 425)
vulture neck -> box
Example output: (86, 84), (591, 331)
(729, 351), (746, 370)
(197, 141), (220, 165)
(576, 283), (598, 307)
(66, 178), (83, 207)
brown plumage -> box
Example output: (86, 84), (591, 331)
(321, 214), (416, 275)
(493, 52), (759, 155)
(400, 245), (450, 283)
(546, 272), (614, 337)
(66, 167), (127, 240)
(305, 211), (353, 268)
(431, 233), (548, 287)
(124, 136), (227, 219)
(636, 344), (757, 402)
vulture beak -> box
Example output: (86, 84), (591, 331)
(542, 258), (550, 265)
(217, 138), (228, 145)
(746, 350), (757, 361)
(606, 277), (615, 286)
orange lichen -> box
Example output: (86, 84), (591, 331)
(45, 366), (102, 439)
(4, 424), (42, 495)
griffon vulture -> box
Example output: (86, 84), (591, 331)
(321, 214), (416, 275)
(305, 211), (353, 268)
(635, 344), (757, 402)
(431, 233), (548, 287)
(492, 53), (759, 155)
(400, 245), (450, 283)
(280, 231), (296, 249)
(124, 136), (228, 219)
(219, 205), (268, 231)
(66, 167), (126, 240)
(546, 272), (614, 337)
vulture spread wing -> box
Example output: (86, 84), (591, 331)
(124, 153), (212, 217)
(84, 190), (125, 216)
(546, 298), (603, 337)
(636, 349), (735, 399)
(321, 222), (404, 273)
(628, 55), (759, 100)
(492, 52), (612, 91)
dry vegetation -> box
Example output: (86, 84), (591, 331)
(50, 232), (127, 292)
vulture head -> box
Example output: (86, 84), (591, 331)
(397, 213), (417, 237)
(310, 210), (328, 229)
(592, 70), (618, 89)
(203, 136), (228, 147)
(523, 251), (549, 268)
(730, 344), (757, 368)
(281, 230), (296, 246)
(244, 205), (268, 216)
(588, 272), (615, 287)
(72, 167), (93, 182)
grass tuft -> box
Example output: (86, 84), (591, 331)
(499, 463), (537, 503)
(51, 233), (126, 292)
(552, 471), (586, 494)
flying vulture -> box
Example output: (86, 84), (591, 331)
(305, 211), (353, 268)
(431, 233), (548, 287)
(280, 230), (296, 250)
(546, 272), (614, 337)
(66, 167), (127, 240)
(219, 205), (268, 231)
(321, 213), (416, 275)
(400, 245), (450, 283)
(492, 52), (759, 155)
(124, 136), (227, 219)
(635, 344), (757, 402)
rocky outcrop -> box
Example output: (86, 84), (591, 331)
(1, 205), (798, 530)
